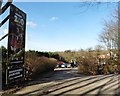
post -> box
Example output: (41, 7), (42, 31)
(118, 2), (120, 72)
(118, 2), (120, 95)
(0, 0), (3, 91)
(0, 46), (2, 91)
(0, 0), (13, 90)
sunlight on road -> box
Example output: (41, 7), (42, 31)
(14, 68), (120, 96)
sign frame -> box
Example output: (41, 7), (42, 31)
(6, 4), (26, 84)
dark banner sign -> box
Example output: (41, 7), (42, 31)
(8, 4), (26, 65)
(6, 4), (26, 84)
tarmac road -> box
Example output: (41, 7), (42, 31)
(11, 68), (120, 96)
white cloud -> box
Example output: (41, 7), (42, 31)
(27, 21), (37, 28)
(50, 16), (59, 21)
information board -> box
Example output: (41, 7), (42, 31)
(6, 66), (24, 84)
(6, 4), (26, 84)
(8, 4), (26, 65)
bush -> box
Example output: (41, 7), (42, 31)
(78, 55), (119, 75)
(78, 56), (98, 75)
(25, 52), (57, 79)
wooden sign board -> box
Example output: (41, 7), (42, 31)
(6, 4), (26, 84)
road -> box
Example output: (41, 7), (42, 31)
(10, 68), (120, 96)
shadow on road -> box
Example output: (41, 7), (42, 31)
(13, 68), (120, 96)
(25, 68), (83, 86)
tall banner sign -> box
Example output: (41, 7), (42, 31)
(6, 4), (26, 84)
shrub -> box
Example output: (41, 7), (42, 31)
(78, 56), (98, 75)
(25, 52), (57, 79)
(78, 54), (119, 75)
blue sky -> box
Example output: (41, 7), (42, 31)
(0, 2), (117, 52)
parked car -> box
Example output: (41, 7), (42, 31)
(61, 63), (67, 68)
(67, 63), (71, 68)
(56, 62), (69, 68)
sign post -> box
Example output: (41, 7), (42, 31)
(118, 2), (120, 74)
(1, 1), (26, 88)
(0, 0), (13, 89)
(6, 4), (26, 84)
(0, 1), (2, 90)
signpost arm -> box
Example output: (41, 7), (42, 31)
(0, 0), (13, 15)
(0, 15), (9, 28)
(0, 34), (8, 41)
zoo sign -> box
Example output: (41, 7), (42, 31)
(6, 4), (26, 84)
(8, 4), (26, 66)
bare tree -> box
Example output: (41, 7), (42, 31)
(99, 9), (118, 53)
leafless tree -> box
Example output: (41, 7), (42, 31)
(99, 9), (118, 53)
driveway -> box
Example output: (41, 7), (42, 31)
(7, 68), (120, 96)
